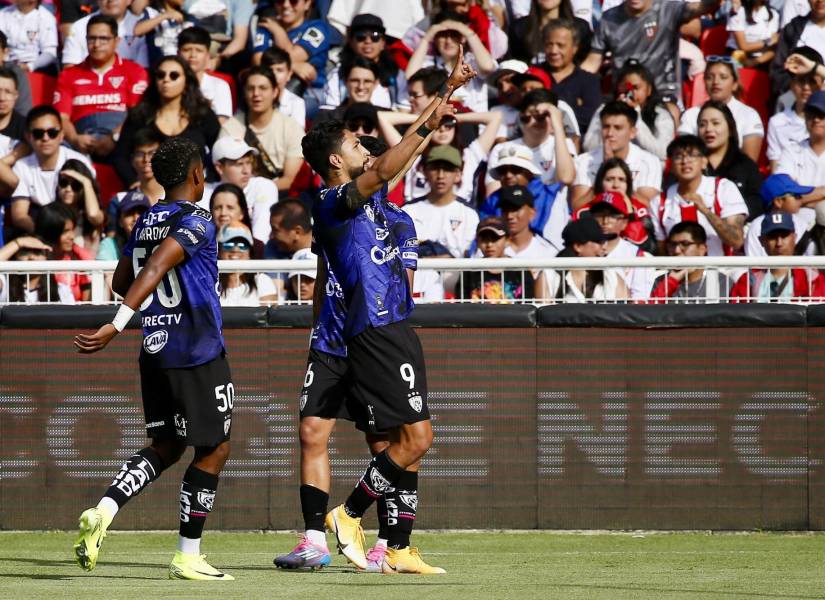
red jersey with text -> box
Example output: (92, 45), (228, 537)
(54, 54), (148, 121)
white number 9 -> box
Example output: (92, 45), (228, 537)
(399, 363), (415, 390)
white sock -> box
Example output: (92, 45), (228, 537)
(177, 535), (201, 555)
(375, 538), (388, 549)
(305, 529), (327, 547)
(96, 497), (119, 527)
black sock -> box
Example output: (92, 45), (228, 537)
(344, 451), (404, 518)
(104, 447), (164, 508)
(377, 492), (390, 541)
(300, 484), (329, 531)
(388, 471), (418, 550)
(179, 465), (219, 541)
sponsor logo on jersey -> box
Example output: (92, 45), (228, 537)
(143, 210), (171, 226)
(399, 493), (418, 511)
(142, 313), (181, 327)
(408, 393), (423, 413)
(143, 329), (168, 354)
(370, 245), (400, 265)
(73, 93), (124, 107)
(403, 238), (418, 248)
(325, 278), (343, 298)
(402, 251), (417, 261)
(375, 227), (389, 241)
(176, 227), (199, 245)
(375, 294), (387, 316)
(145, 420), (165, 428)
(174, 414), (187, 437)
(197, 490), (215, 511)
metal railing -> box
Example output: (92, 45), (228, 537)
(2, 257), (825, 305)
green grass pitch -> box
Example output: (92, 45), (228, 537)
(0, 531), (823, 599)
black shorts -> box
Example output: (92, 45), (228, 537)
(347, 320), (430, 433)
(299, 348), (373, 433)
(139, 352), (233, 447)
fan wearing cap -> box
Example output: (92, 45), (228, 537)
(774, 89), (825, 218)
(768, 47), (823, 171)
(403, 145), (479, 258)
(204, 137), (279, 245)
(458, 215), (537, 301)
(405, 10), (495, 112)
(286, 245), (316, 301)
(546, 217), (629, 301)
(746, 174), (816, 256)
(571, 101), (662, 210)
(217, 221), (278, 306)
(578, 191), (656, 299)
(731, 211), (825, 301)
(321, 14), (410, 112)
(481, 141), (568, 249)
(499, 184), (560, 269)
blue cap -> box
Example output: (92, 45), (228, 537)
(805, 90), (825, 114)
(759, 174), (814, 207)
(761, 211), (795, 236)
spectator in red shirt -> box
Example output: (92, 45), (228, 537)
(34, 202), (94, 301)
(731, 211), (825, 302)
(55, 14), (149, 159)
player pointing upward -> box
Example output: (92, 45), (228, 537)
(73, 137), (235, 581)
(301, 46), (476, 573)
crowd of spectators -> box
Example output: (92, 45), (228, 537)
(2, 0), (825, 305)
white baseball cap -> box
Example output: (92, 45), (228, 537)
(486, 59), (529, 86)
(212, 137), (259, 164)
(288, 247), (317, 280)
(489, 143), (542, 179)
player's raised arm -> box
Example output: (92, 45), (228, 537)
(74, 237), (186, 354)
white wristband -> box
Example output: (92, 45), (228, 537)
(112, 304), (135, 332)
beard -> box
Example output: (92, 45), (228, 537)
(347, 162), (366, 179)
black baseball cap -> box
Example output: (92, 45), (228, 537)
(562, 218), (609, 246)
(350, 14), (385, 34)
(499, 185), (534, 209)
(344, 102), (379, 126)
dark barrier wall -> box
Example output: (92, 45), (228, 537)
(1, 305), (824, 530)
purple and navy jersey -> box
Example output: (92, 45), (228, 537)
(123, 201), (224, 369)
(252, 19), (330, 88)
(312, 183), (416, 342)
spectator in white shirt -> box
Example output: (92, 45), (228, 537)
(678, 57), (764, 162)
(63, 0), (149, 68)
(500, 183), (559, 257)
(571, 100), (662, 209)
(726, 0), (780, 67)
(652, 135), (747, 256)
(9, 106), (94, 233)
(260, 46), (305, 130)
(177, 26), (232, 123)
(403, 144), (480, 258)
(0, 0), (58, 74)
(287, 246), (316, 302)
(207, 136), (278, 245)
(747, 174), (816, 256)
(218, 221), (278, 306)
(774, 89), (825, 223)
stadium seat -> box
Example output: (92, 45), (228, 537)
(699, 24), (727, 57)
(92, 162), (124, 210)
(738, 67), (770, 126)
(207, 70), (237, 113)
(28, 71), (57, 106)
(688, 73), (709, 108)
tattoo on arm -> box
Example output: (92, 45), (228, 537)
(707, 213), (745, 247)
(345, 184), (370, 211)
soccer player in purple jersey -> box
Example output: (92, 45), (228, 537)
(274, 139), (424, 573)
(73, 137), (235, 581)
(299, 48), (476, 574)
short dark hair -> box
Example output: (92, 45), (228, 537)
(35, 202), (76, 246)
(242, 65), (278, 89)
(178, 26), (211, 49)
(520, 88), (557, 112)
(407, 66), (448, 96)
(132, 128), (162, 152)
(668, 221), (707, 244)
(343, 56), (379, 81)
(542, 18), (580, 46)
(666, 134), (708, 159)
(26, 105), (60, 130)
(87, 14), (118, 37)
(302, 119), (346, 179)
(600, 100), (638, 126)
(0, 66), (18, 89)
(0, 31), (7, 51)
(151, 137), (202, 189)
(270, 198), (311, 232)
(260, 46), (291, 69)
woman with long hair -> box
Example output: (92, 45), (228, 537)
(583, 61), (675, 160)
(726, 0), (779, 68)
(697, 100), (764, 220)
(209, 182), (264, 258)
(113, 55), (220, 184)
(34, 202), (93, 301)
(54, 159), (103, 253)
(678, 58), (764, 162)
(509, 0), (591, 65)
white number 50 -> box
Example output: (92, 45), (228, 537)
(399, 363), (415, 390)
(215, 383), (234, 412)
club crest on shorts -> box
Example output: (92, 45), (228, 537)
(224, 417), (231, 435)
(400, 493), (418, 511)
(299, 392), (308, 412)
(408, 392), (423, 413)
(197, 491), (215, 511)
(370, 469), (391, 492)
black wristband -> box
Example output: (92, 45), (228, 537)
(415, 124), (432, 138)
